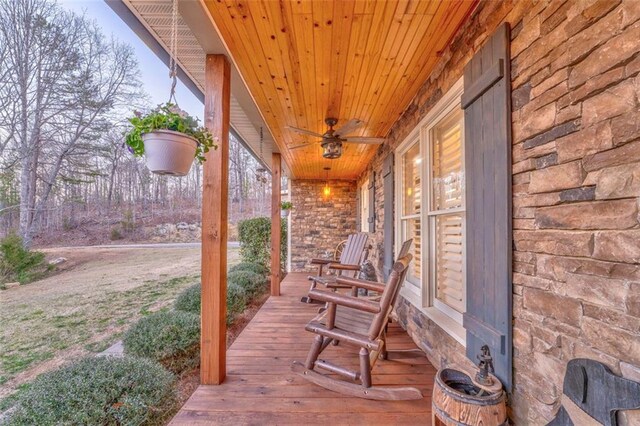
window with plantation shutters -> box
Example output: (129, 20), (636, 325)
(429, 109), (465, 321)
(394, 78), (466, 344)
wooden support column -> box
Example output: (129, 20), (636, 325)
(201, 54), (230, 385)
(270, 153), (282, 296)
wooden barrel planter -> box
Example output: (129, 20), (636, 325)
(433, 368), (507, 426)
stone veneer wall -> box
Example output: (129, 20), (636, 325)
(289, 179), (357, 272)
(356, 0), (640, 424)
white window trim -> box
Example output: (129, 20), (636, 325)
(395, 136), (421, 297)
(394, 77), (466, 347)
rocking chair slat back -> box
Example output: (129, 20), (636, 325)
(339, 232), (368, 278)
(340, 233), (368, 264)
(302, 233), (369, 304)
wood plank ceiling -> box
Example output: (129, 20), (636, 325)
(204, 0), (476, 180)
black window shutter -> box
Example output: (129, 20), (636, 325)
(367, 171), (375, 233)
(461, 23), (513, 391)
(382, 154), (394, 280)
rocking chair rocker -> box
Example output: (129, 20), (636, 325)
(292, 254), (423, 401)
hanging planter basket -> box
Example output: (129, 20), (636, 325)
(280, 209), (290, 218)
(142, 130), (198, 176)
(123, 0), (216, 177)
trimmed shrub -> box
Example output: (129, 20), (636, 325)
(174, 283), (201, 314)
(6, 356), (176, 426)
(123, 310), (200, 373)
(226, 282), (248, 324)
(229, 261), (269, 276)
(0, 234), (47, 284)
(237, 217), (270, 267)
(172, 282), (249, 325)
(237, 217), (287, 269)
(228, 269), (266, 297)
(172, 264), (268, 325)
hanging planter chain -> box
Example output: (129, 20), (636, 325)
(256, 127), (267, 182)
(259, 127), (264, 162)
(168, 0), (179, 104)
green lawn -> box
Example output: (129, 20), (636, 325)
(0, 246), (239, 397)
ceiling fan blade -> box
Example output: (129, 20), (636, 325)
(334, 118), (364, 137)
(285, 126), (324, 138)
(288, 143), (313, 150)
(343, 137), (386, 144)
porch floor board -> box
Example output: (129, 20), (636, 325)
(170, 272), (435, 425)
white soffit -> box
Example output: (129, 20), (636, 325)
(118, 0), (286, 175)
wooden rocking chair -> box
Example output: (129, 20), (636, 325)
(292, 254), (423, 401)
(301, 232), (369, 303)
(323, 238), (413, 300)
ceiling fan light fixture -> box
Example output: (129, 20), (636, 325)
(321, 140), (342, 159)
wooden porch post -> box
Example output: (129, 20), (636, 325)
(270, 153), (282, 296)
(201, 54), (230, 385)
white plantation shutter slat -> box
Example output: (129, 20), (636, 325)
(439, 157), (461, 168)
(440, 143), (461, 157)
(436, 211), (465, 313)
(441, 287), (463, 299)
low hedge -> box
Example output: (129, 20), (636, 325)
(227, 269), (266, 298)
(226, 282), (248, 323)
(229, 261), (269, 276)
(123, 310), (200, 373)
(6, 356), (176, 426)
(173, 283), (200, 314)
(173, 282), (249, 324)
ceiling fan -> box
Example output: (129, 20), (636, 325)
(285, 118), (385, 159)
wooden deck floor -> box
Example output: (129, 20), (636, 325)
(170, 273), (436, 425)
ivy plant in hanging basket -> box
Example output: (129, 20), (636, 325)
(125, 103), (218, 176)
(280, 201), (293, 217)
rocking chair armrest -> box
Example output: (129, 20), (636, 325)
(325, 282), (355, 290)
(310, 258), (333, 265)
(307, 289), (381, 314)
(327, 263), (361, 271)
(335, 276), (385, 293)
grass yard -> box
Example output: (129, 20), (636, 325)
(0, 245), (239, 398)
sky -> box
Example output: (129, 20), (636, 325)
(59, 0), (204, 121)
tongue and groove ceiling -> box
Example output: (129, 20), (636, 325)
(203, 0), (476, 179)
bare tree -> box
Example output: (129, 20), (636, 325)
(0, 0), (142, 246)
(0, 0), (271, 246)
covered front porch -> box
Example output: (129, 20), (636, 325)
(171, 273), (435, 425)
(110, 0), (640, 423)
